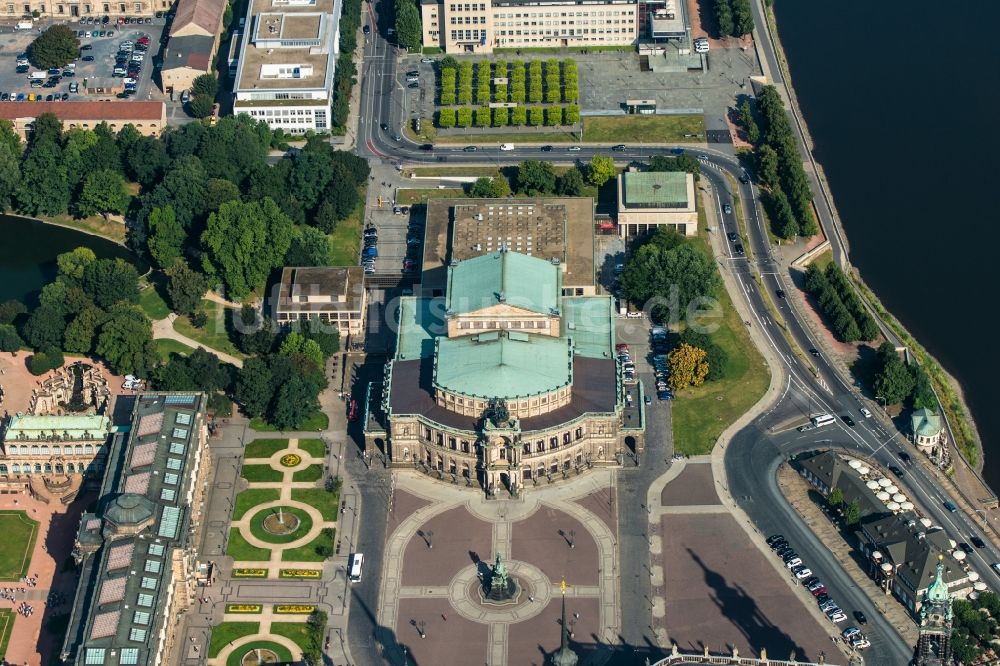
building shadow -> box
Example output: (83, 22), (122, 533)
(687, 547), (811, 661)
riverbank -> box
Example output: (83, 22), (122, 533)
(760, 0), (985, 477)
(16, 212), (127, 245)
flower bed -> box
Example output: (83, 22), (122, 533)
(274, 604), (317, 614)
(225, 604), (263, 614)
(280, 453), (302, 467)
(279, 569), (321, 579)
(232, 568), (268, 578)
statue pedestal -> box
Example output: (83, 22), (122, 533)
(478, 577), (521, 606)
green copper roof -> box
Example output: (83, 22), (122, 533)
(562, 296), (615, 359)
(446, 250), (560, 316)
(434, 331), (572, 398)
(395, 297), (445, 361)
(911, 407), (941, 438)
(5, 414), (111, 441)
(622, 171), (689, 207)
(926, 558), (950, 604)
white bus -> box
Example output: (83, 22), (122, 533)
(348, 553), (364, 582)
(811, 413), (836, 428)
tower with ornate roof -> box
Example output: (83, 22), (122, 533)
(915, 555), (954, 665)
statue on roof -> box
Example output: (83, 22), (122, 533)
(483, 397), (510, 428)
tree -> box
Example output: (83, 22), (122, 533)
(234, 356), (273, 418)
(755, 144), (780, 188)
(96, 307), (157, 376)
(233, 305), (278, 355)
(21, 305), (66, 350)
(0, 324), (23, 352)
(395, 0), (422, 51)
(201, 198), (294, 299)
(153, 356), (197, 391)
(667, 343), (709, 391)
(827, 486), (844, 509)
(280, 332), (324, 368)
(191, 73), (219, 98)
(187, 347), (232, 393)
(620, 241), (721, 323)
(205, 178), (241, 212)
(165, 262), (209, 316)
(0, 300), (26, 326)
(587, 154), (615, 186)
(17, 136), (69, 216)
(469, 176), (511, 198)
(713, 0), (733, 38)
(125, 136), (169, 187)
(270, 374), (320, 430)
(82, 258), (140, 308)
(732, 0), (755, 36)
(56, 247), (96, 283)
(286, 225), (333, 266)
(84, 123), (121, 173)
(910, 364), (937, 410)
(188, 95), (215, 119)
(515, 160), (556, 195)
(298, 318), (340, 358)
(63, 306), (105, 353)
(649, 154), (701, 175)
(147, 205), (186, 269)
(555, 168), (584, 196)
(29, 350), (56, 375)
(138, 155), (208, 230)
(76, 169), (129, 217)
(0, 120), (20, 156)
(677, 329), (728, 381)
(29, 25), (80, 69)
(873, 341), (915, 405)
(0, 142), (20, 212)
(843, 500), (861, 527)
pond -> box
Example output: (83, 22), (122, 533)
(0, 215), (144, 306)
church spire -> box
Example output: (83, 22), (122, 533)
(551, 579), (578, 666)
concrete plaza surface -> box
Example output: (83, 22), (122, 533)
(376, 470), (621, 666)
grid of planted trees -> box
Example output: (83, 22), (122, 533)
(437, 59), (581, 128)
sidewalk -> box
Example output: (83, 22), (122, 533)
(150, 314), (244, 368)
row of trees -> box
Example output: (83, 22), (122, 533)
(712, 0), (754, 39)
(331, 0), (364, 130)
(740, 86), (818, 239)
(436, 105), (579, 128)
(395, 0), (422, 51)
(872, 341), (935, 409)
(804, 263), (878, 343)
(438, 58), (578, 106)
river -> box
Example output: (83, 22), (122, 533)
(771, 1), (1000, 489)
(0, 215), (140, 307)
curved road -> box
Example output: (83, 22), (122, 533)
(346, 4), (998, 665)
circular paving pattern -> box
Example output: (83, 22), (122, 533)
(240, 647), (279, 665)
(279, 453), (302, 468)
(249, 506), (313, 544)
(447, 560), (553, 623)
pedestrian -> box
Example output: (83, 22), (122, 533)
(441, 613), (447, 621)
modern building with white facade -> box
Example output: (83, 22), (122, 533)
(232, 0), (342, 133)
(420, 0), (637, 53)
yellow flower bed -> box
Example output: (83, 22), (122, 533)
(278, 569), (321, 579)
(280, 453), (302, 467)
(274, 604), (317, 614)
(232, 568), (268, 578)
(226, 604), (263, 614)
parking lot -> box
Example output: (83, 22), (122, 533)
(0, 18), (164, 103)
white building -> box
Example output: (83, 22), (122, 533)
(232, 0), (342, 133)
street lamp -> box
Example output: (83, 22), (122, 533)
(426, 530), (434, 549)
(875, 395), (887, 410)
(418, 621), (426, 639)
(569, 529), (576, 549)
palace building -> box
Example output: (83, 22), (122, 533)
(364, 246), (643, 496)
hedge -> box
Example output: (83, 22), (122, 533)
(438, 108), (456, 128)
(528, 106), (544, 125)
(511, 107), (526, 125)
(565, 104), (580, 124)
(493, 107), (509, 126)
(456, 107), (473, 127)
(545, 106), (562, 126)
(474, 107), (489, 127)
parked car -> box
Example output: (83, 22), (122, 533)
(723, 203), (732, 214)
(794, 567), (813, 579)
(860, 407), (873, 418)
(830, 612), (848, 624)
(853, 610), (867, 625)
(972, 535), (986, 548)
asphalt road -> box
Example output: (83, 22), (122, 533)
(349, 4), (1000, 664)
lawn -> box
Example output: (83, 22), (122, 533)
(395, 188), (467, 206)
(138, 283), (171, 320)
(270, 622), (316, 654)
(245, 439), (289, 458)
(173, 299), (243, 356)
(298, 438), (326, 458)
(281, 528), (335, 562)
(38, 213), (127, 243)
(0, 511), (38, 581)
(408, 166), (503, 178)
(329, 185), (366, 265)
(811, 249), (834, 271)
(670, 207), (770, 456)
(225, 641), (292, 666)
(0, 608), (13, 661)
(226, 528), (272, 561)
(241, 464), (283, 483)
(208, 622), (260, 657)
(249, 411), (329, 432)
(293, 465), (324, 483)
(248, 506), (313, 545)
(155, 338), (195, 361)
(435, 131), (579, 145)
(291, 488), (339, 521)
(581, 115), (705, 143)
(233, 488), (280, 520)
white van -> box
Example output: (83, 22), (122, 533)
(348, 553), (364, 582)
(499, 143), (515, 151)
(15, 20), (33, 31)
(29, 71), (46, 81)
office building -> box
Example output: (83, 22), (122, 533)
(273, 266), (368, 340)
(616, 170), (697, 238)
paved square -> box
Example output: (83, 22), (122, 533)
(659, 513), (831, 661)
(660, 462), (720, 506)
(511, 505), (600, 586)
(400, 506), (493, 587)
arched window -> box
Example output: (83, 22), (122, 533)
(11, 464), (20, 474)
(0, 464), (7, 474)
(84, 445), (94, 455)
(55, 463), (64, 473)
(33, 464), (42, 473)
(523, 443), (531, 455)
(67, 463), (75, 473)
(30, 445), (39, 456)
(52, 446), (61, 455)
(75, 445), (83, 455)
(44, 463), (52, 473)
(19, 445), (28, 455)
(40, 445), (49, 455)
